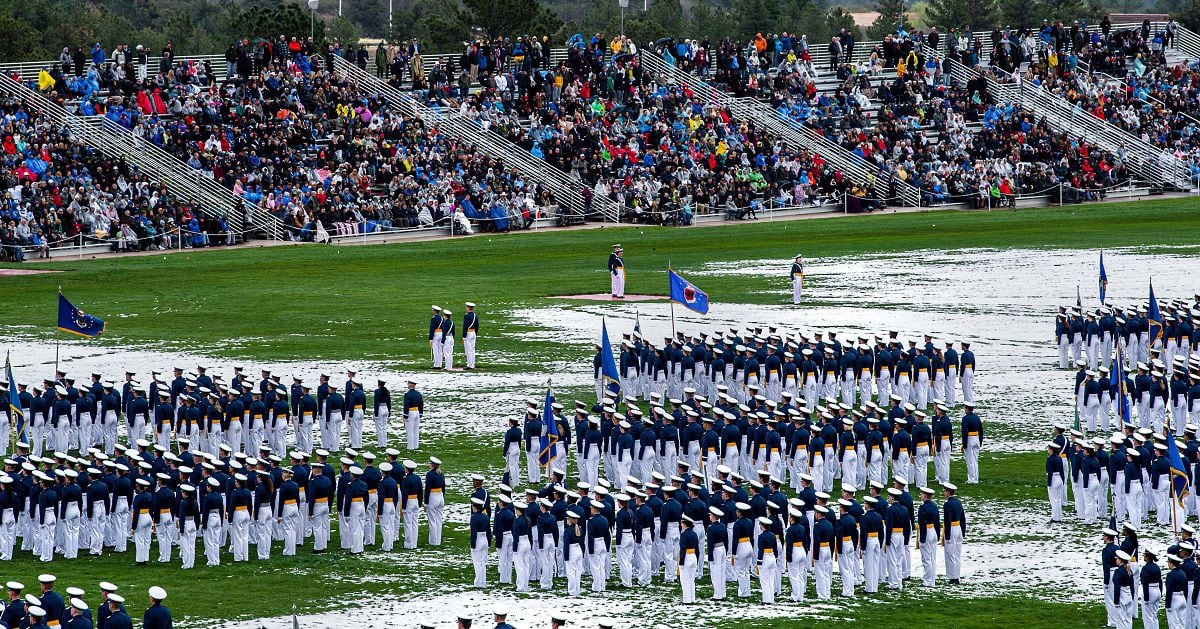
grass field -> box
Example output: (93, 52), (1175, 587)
(2, 199), (1197, 627)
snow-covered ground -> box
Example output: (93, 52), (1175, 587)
(6, 245), (1197, 628)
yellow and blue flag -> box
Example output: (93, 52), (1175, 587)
(5, 352), (24, 443)
(1147, 281), (1163, 349)
(1167, 429), (1191, 507)
(600, 319), (621, 397)
(538, 386), (558, 466)
(668, 269), (709, 315)
(57, 293), (105, 337)
(1098, 251), (1108, 303)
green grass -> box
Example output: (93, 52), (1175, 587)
(5, 200), (1196, 625)
(3, 198), (1198, 367)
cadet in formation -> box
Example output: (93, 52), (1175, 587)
(482, 390), (971, 604)
(0, 368), (427, 461)
(0, 424), (445, 566)
(0, 576), (172, 629)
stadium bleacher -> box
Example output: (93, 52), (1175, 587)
(2, 19), (1198, 259)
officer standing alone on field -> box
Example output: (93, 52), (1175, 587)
(790, 255), (805, 305)
(609, 245), (625, 299)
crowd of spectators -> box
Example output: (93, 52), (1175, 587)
(3, 18), (1199, 258)
(0, 89), (239, 261)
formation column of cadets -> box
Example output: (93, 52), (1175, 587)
(0, 439), (444, 564)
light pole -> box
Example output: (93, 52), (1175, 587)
(619, 0), (628, 39)
(308, 0), (319, 41)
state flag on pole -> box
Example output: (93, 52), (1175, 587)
(57, 292), (105, 337)
(1148, 280), (1164, 348)
(668, 269), (709, 315)
(600, 319), (621, 397)
(1098, 250), (1108, 303)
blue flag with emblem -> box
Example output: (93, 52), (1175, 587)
(1148, 280), (1163, 349)
(668, 269), (709, 315)
(1098, 250), (1108, 303)
(5, 352), (24, 444)
(600, 319), (621, 397)
(1167, 429), (1190, 507)
(538, 386), (558, 466)
(57, 293), (105, 337)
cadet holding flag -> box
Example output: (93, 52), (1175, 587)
(1099, 251), (1109, 304)
(1149, 282), (1165, 357)
(5, 354), (23, 448)
(1168, 433), (1190, 529)
(539, 386), (559, 475)
(599, 321), (621, 401)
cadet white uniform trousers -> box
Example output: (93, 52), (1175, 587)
(814, 544), (833, 600)
(539, 536), (557, 589)
(886, 532), (905, 590)
(441, 335), (454, 370)
(61, 503), (80, 559)
(0, 510), (14, 561)
(431, 332), (444, 368)
(498, 532), (513, 584)
(733, 539), (754, 597)
(230, 509), (249, 561)
(514, 537), (532, 592)
(406, 411), (420, 450)
(180, 518), (197, 569)
(133, 513), (152, 563)
(380, 500), (398, 551)
(565, 543), (583, 595)
(760, 549), (779, 603)
(710, 546), (727, 599)
(680, 551), (698, 603)
(464, 331), (477, 369)
(920, 529), (938, 587)
(787, 548), (808, 601)
(311, 500), (330, 551)
(348, 408), (365, 450)
(472, 534), (489, 587)
(590, 541), (610, 592)
(427, 490), (444, 545)
(347, 502), (365, 553)
(204, 514), (223, 566)
(403, 500), (420, 549)
(374, 406), (389, 449)
(863, 534), (882, 592)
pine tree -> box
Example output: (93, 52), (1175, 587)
(867, 0), (906, 40)
(925, 0), (995, 31)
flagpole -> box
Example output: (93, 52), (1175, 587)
(7, 352), (14, 455)
(668, 262), (676, 339)
(55, 286), (62, 375)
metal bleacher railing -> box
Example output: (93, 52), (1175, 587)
(0, 71), (285, 239)
(947, 54), (1193, 191)
(330, 53), (623, 223)
(637, 48), (923, 206)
